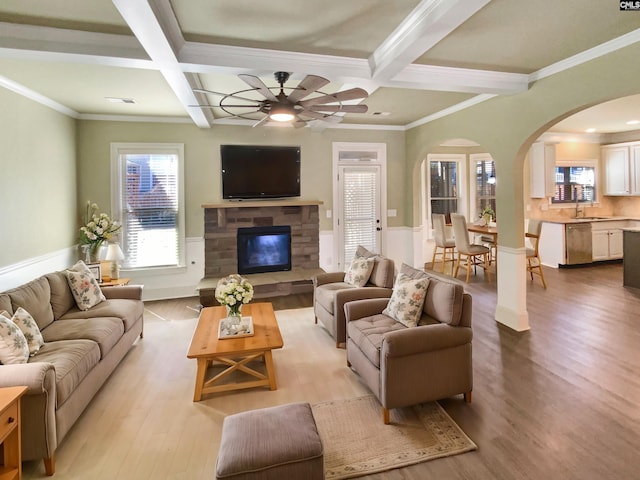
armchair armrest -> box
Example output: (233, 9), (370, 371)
(101, 285), (143, 301)
(382, 324), (472, 358)
(0, 362), (56, 395)
(313, 271), (346, 287)
(344, 298), (390, 322)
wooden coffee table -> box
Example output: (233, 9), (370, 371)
(187, 302), (284, 401)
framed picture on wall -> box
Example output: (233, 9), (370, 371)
(87, 263), (102, 282)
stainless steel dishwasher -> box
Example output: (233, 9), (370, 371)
(565, 223), (592, 265)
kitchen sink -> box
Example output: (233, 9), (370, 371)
(576, 216), (610, 220)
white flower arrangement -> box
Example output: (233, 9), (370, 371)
(215, 274), (254, 315)
(79, 201), (121, 246)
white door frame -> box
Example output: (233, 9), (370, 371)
(332, 142), (387, 271)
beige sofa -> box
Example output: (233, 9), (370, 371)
(0, 272), (144, 475)
(313, 247), (395, 347)
(344, 264), (473, 424)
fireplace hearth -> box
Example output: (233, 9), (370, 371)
(237, 225), (291, 274)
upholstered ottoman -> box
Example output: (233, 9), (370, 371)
(215, 402), (324, 480)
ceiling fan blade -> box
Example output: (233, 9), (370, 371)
(193, 89), (259, 103)
(190, 104), (261, 109)
(299, 88), (368, 107)
(307, 104), (368, 113)
(252, 115), (271, 128)
(238, 74), (278, 102)
(287, 75), (330, 103)
(298, 110), (343, 123)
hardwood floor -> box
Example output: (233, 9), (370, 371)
(22, 264), (640, 479)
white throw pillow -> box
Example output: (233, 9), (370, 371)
(344, 256), (375, 287)
(66, 260), (106, 311)
(383, 273), (430, 328)
(5, 307), (44, 356)
(0, 312), (29, 365)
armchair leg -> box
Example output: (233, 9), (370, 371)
(464, 391), (472, 403)
(383, 407), (390, 425)
(44, 454), (55, 476)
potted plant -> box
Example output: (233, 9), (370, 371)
(481, 205), (495, 225)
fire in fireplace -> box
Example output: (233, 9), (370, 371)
(237, 226), (292, 274)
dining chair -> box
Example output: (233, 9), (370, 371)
(431, 213), (456, 273)
(526, 219), (547, 288)
(451, 214), (492, 283)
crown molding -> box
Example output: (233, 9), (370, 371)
(0, 74), (78, 117)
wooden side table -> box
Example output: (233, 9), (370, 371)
(100, 278), (130, 287)
(0, 386), (27, 480)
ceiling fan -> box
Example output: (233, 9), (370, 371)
(192, 71), (369, 127)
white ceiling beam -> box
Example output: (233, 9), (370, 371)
(369, 0), (492, 82)
(389, 64), (528, 95)
(112, 0), (210, 127)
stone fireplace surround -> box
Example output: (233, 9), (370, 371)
(198, 200), (324, 306)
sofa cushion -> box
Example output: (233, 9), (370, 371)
(6, 276), (55, 330)
(315, 282), (355, 315)
(0, 312), (29, 364)
(45, 272), (77, 320)
(344, 256), (375, 287)
(59, 298), (144, 333)
(5, 307), (44, 356)
(42, 317), (124, 358)
(347, 314), (406, 368)
(65, 261), (106, 311)
(31, 339), (101, 406)
(0, 294), (12, 316)
(399, 263), (465, 326)
(382, 273), (429, 328)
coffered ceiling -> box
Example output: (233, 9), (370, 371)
(0, 0), (639, 133)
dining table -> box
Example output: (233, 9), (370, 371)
(467, 223), (498, 268)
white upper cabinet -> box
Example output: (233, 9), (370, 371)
(602, 142), (640, 196)
(529, 142), (556, 198)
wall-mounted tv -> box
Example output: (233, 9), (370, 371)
(221, 145), (301, 199)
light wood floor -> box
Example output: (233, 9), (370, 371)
(23, 263), (640, 479)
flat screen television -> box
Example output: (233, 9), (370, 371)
(221, 145), (301, 199)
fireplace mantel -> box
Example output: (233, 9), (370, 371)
(202, 199), (323, 209)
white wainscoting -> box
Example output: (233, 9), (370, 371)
(2, 230), (425, 301)
(319, 227), (417, 273)
(0, 239), (205, 301)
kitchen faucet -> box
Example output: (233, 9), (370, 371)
(575, 201), (584, 218)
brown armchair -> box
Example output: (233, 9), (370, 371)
(313, 247), (395, 348)
(344, 264), (473, 424)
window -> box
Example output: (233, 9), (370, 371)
(470, 154), (496, 220)
(552, 166), (596, 204)
(429, 160), (458, 223)
(111, 143), (185, 270)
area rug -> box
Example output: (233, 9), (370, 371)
(311, 395), (477, 479)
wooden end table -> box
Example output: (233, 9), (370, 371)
(0, 386), (27, 480)
(187, 302), (284, 401)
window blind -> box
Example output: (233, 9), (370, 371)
(342, 169), (377, 263)
(119, 153), (180, 268)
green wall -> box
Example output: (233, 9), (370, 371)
(0, 88), (77, 266)
(76, 121), (406, 236)
(406, 42), (640, 246)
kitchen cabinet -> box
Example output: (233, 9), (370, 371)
(592, 229), (623, 261)
(529, 142), (556, 198)
(603, 142), (640, 195)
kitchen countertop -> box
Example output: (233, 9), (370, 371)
(538, 216), (639, 224)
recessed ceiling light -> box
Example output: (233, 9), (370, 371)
(626, 120), (640, 125)
(585, 128), (596, 133)
(105, 97), (136, 104)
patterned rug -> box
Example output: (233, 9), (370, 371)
(312, 395), (477, 479)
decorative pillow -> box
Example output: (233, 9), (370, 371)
(0, 312), (29, 365)
(344, 256), (375, 287)
(3, 307), (44, 356)
(65, 261), (106, 311)
(383, 273), (430, 328)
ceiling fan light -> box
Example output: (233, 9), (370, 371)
(269, 105), (295, 122)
